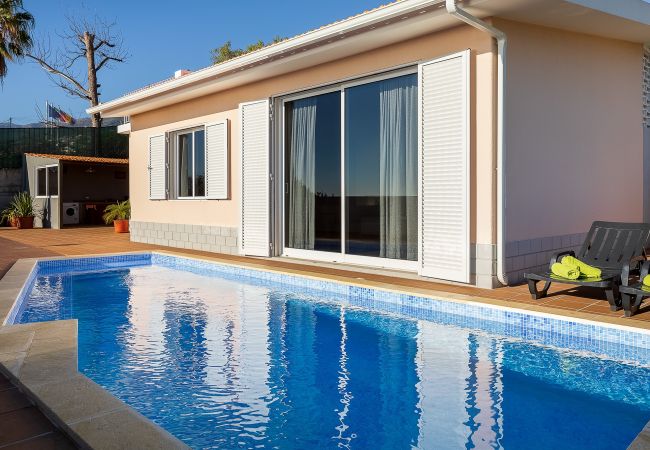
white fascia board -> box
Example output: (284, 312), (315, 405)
(88, 0), (447, 117)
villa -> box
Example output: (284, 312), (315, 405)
(89, 0), (650, 289)
(2, 1), (650, 449)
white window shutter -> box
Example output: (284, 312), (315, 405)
(240, 100), (270, 256)
(205, 120), (229, 199)
(418, 51), (470, 283)
(148, 134), (167, 200)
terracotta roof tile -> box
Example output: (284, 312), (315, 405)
(24, 153), (128, 165)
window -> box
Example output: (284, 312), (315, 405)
(36, 167), (46, 197)
(284, 91), (341, 253)
(35, 165), (58, 197)
(283, 72), (418, 263)
(47, 166), (59, 196)
(176, 129), (206, 198)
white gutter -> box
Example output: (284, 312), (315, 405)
(445, 0), (508, 286)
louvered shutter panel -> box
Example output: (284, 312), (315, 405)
(205, 120), (229, 199)
(148, 134), (167, 200)
(419, 51), (470, 282)
(240, 100), (270, 256)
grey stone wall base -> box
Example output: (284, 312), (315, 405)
(505, 232), (587, 285)
(471, 231), (587, 287)
(129, 221), (239, 255)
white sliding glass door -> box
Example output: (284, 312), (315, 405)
(282, 71), (418, 270)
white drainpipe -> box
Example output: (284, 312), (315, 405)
(446, 0), (508, 286)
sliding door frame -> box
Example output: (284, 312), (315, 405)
(277, 66), (419, 271)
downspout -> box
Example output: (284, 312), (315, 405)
(445, 0), (508, 286)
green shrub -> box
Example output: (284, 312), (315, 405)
(103, 200), (130, 224)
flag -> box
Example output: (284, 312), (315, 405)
(47, 104), (76, 125)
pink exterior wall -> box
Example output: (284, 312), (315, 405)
(495, 18), (644, 242)
(128, 24), (497, 245)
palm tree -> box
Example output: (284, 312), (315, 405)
(0, 0), (34, 79)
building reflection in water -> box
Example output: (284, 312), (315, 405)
(121, 268), (510, 448)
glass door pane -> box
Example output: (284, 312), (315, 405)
(284, 91), (341, 252)
(345, 74), (418, 261)
(178, 133), (193, 197)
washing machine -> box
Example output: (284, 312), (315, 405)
(62, 203), (80, 225)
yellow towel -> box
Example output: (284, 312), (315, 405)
(643, 275), (650, 286)
(561, 255), (602, 278)
(551, 262), (580, 280)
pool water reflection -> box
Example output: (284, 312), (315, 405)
(17, 266), (650, 449)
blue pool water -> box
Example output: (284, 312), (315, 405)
(13, 258), (650, 449)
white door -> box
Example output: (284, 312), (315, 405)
(240, 100), (271, 256)
(418, 51), (470, 282)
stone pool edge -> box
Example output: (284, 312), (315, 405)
(0, 255), (189, 450)
(1, 251), (649, 449)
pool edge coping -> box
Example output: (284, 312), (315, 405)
(0, 253), (189, 450)
(1, 250), (649, 448)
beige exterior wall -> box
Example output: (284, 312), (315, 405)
(494, 18), (644, 242)
(128, 24), (497, 245)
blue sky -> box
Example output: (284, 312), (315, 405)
(0, 0), (382, 124)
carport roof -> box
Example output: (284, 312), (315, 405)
(24, 153), (128, 165)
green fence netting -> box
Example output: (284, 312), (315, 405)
(0, 127), (129, 168)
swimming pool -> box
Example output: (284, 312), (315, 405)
(9, 253), (650, 449)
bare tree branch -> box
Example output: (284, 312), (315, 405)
(24, 53), (88, 96)
(26, 15), (128, 128)
(96, 55), (123, 72)
(94, 39), (115, 51)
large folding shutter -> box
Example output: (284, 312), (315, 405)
(205, 120), (229, 199)
(148, 134), (167, 200)
(419, 50), (470, 282)
(240, 100), (270, 256)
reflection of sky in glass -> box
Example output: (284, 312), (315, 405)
(313, 91), (341, 197)
(18, 266), (650, 450)
(346, 73), (417, 197)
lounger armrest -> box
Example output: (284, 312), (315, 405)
(640, 260), (650, 280)
(549, 250), (575, 270)
(621, 255), (648, 286)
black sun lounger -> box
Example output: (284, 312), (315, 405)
(525, 221), (650, 311)
(619, 260), (650, 317)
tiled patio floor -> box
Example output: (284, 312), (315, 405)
(0, 372), (76, 449)
(1, 225), (649, 328)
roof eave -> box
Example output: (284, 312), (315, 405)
(87, 0), (448, 117)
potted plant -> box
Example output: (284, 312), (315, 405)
(9, 192), (37, 229)
(103, 200), (130, 233)
(1, 205), (17, 227)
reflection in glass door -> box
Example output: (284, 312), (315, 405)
(345, 74), (418, 261)
(283, 72), (418, 267)
(284, 91), (341, 252)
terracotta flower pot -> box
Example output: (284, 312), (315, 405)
(113, 219), (129, 233)
(9, 217), (18, 228)
(16, 216), (34, 229)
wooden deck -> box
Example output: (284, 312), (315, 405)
(1, 225), (649, 327)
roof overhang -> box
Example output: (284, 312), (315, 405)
(89, 0), (650, 118)
(25, 153), (129, 165)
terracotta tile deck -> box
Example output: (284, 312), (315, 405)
(0, 225), (649, 448)
(1, 226), (650, 328)
(0, 372), (76, 449)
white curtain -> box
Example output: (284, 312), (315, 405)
(289, 97), (318, 249)
(379, 77), (418, 260)
(178, 134), (191, 197)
